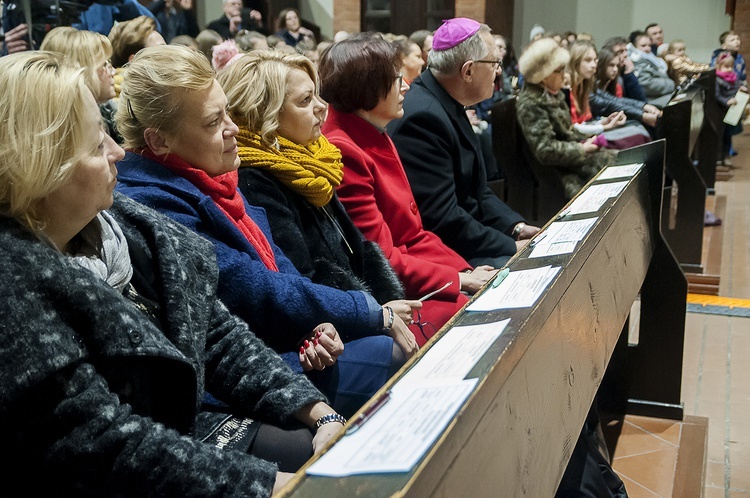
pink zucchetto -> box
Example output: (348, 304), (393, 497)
(432, 17), (481, 51)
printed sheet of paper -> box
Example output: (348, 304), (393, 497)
(466, 266), (560, 312)
(529, 218), (597, 258)
(596, 163), (644, 181)
(724, 91), (749, 126)
(306, 379), (478, 477)
(566, 181), (628, 215)
(398, 319), (510, 385)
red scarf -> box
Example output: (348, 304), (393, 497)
(141, 149), (278, 271)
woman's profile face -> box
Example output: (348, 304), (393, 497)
(402, 43), (424, 80)
(43, 92), (124, 225)
(367, 73), (408, 127)
(276, 68), (326, 146)
(578, 48), (597, 80)
(163, 80), (240, 176)
(96, 58), (116, 103)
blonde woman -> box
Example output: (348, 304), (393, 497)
(0, 50), (342, 496)
(108, 15), (166, 100)
(40, 26), (119, 140)
(115, 45), (416, 417)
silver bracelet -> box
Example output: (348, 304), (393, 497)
(382, 305), (394, 331)
(315, 413), (347, 429)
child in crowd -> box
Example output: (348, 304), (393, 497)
(663, 39), (710, 85)
(715, 52), (746, 167)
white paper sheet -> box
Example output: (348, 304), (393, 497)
(397, 319), (510, 385)
(596, 163), (644, 181)
(529, 218), (597, 258)
(306, 379), (478, 477)
(724, 91), (749, 126)
(466, 266), (561, 311)
(565, 181), (628, 215)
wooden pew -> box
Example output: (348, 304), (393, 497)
(656, 95), (708, 274)
(280, 140), (686, 497)
(491, 97), (567, 226)
(692, 70), (722, 189)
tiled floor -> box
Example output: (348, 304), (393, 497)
(609, 131), (750, 497)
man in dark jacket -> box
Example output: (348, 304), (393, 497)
(387, 17), (538, 268)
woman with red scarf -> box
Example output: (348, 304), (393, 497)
(115, 45), (417, 418)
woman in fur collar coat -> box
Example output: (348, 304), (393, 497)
(0, 51), (343, 497)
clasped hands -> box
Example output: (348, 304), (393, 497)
(298, 322), (343, 371)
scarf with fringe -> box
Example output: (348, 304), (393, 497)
(236, 128), (344, 208)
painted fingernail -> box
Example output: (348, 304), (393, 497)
(314, 338), (319, 346)
(304, 340), (310, 348)
(316, 330), (322, 338)
(299, 346), (305, 354)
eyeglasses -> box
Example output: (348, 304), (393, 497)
(394, 73), (404, 90)
(473, 59), (503, 70)
(411, 310), (436, 343)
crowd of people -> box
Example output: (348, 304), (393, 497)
(0, 4), (745, 497)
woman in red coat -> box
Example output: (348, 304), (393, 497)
(320, 33), (498, 345)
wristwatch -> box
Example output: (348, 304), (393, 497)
(512, 222), (526, 240)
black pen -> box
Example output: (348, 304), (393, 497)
(345, 390), (392, 435)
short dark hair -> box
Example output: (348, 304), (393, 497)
(645, 23), (660, 32)
(602, 36), (628, 51)
(319, 32), (401, 113)
(720, 30), (735, 44)
(629, 30), (648, 46)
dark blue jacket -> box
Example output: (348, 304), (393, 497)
(115, 152), (383, 353)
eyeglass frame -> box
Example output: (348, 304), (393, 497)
(411, 310), (436, 343)
(472, 59), (503, 70)
(394, 73), (404, 90)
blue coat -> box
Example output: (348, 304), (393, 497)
(115, 152), (383, 353)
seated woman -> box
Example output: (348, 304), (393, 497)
(567, 40), (651, 148)
(217, 51), (415, 317)
(0, 50), (343, 496)
(319, 33), (499, 344)
(274, 8), (314, 48)
(115, 45), (417, 417)
(393, 35), (425, 86)
(39, 26), (120, 142)
(516, 38), (617, 200)
(595, 47), (662, 129)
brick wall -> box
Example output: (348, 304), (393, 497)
(735, 0), (750, 56)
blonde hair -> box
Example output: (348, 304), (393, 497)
(218, 51), (318, 146)
(40, 26), (112, 99)
(109, 16), (158, 68)
(116, 45), (215, 150)
(0, 52), (92, 232)
(568, 40), (597, 117)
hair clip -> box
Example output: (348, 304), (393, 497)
(126, 99), (137, 121)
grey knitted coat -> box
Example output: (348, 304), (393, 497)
(0, 193), (325, 497)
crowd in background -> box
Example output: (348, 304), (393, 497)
(0, 2), (745, 497)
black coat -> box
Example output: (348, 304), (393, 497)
(387, 69), (524, 267)
(0, 193), (324, 497)
(238, 167), (404, 304)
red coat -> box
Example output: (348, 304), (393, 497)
(323, 108), (470, 345)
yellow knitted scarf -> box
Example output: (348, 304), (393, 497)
(236, 128), (344, 207)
